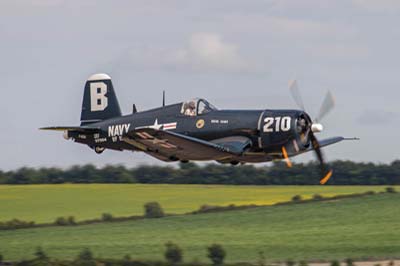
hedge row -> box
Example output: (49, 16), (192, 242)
(1, 160), (400, 185)
(1, 189), (396, 231)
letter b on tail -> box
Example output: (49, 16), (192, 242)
(90, 82), (108, 111)
(81, 73), (121, 125)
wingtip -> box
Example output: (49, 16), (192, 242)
(344, 137), (360, 141)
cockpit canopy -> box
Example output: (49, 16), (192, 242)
(180, 98), (217, 116)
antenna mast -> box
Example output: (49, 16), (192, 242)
(162, 90), (165, 107)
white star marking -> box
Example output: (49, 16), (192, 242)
(149, 119), (163, 130)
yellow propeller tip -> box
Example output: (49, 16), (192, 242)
(320, 170), (333, 185)
(281, 147), (293, 168)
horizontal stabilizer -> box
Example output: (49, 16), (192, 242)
(318, 136), (359, 148)
(300, 136), (359, 155)
(39, 126), (100, 133)
(318, 136), (345, 147)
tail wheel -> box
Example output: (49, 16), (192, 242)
(94, 146), (105, 154)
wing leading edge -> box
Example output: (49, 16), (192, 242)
(123, 128), (249, 161)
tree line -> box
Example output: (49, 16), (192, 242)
(0, 160), (399, 185)
(0, 242), (226, 266)
(0, 244), (396, 266)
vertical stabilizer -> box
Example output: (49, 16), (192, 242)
(80, 73), (122, 125)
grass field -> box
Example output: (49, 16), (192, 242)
(0, 184), (395, 223)
(0, 192), (399, 262)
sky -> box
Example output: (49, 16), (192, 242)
(1, 0), (399, 170)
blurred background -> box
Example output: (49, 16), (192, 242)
(1, 0), (399, 169)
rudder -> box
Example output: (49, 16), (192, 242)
(80, 73), (122, 125)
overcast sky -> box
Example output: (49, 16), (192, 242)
(1, 0), (399, 170)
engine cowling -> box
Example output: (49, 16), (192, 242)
(259, 110), (312, 155)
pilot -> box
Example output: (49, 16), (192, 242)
(184, 101), (196, 116)
(297, 118), (306, 133)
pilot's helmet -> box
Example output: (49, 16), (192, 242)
(189, 101), (196, 109)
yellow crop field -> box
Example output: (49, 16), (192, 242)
(0, 184), (394, 223)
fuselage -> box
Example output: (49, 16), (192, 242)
(69, 102), (308, 163)
(42, 73), (343, 183)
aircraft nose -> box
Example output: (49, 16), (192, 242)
(311, 123), (324, 133)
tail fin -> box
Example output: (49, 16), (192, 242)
(80, 73), (122, 125)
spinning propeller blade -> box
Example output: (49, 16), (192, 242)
(320, 170), (333, 185)
(281, 146), (293, 168)
(288, 80), (335, 185)
(289, 80), (306, 111)
(310, 132), (333, 185)
(316, 90), (335, 122)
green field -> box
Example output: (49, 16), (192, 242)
(1, 193), (399, 262)
(0, 184), (395, 223)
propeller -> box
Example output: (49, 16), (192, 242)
(288, 80), (305, 111)
(281, 146), (293, 168)
(288, 80), (335, 185)
(309, 131), (333, 185)
(316, 90), (335, 122)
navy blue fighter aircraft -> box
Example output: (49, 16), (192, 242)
(42, 73), (355, 184)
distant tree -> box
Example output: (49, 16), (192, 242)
(0, 219), (35, 230)
(54, 217), (68, 226)
(67, 216), (77, 225)
(122, 254), (131, 266)
(102, 213), (113, 222)
(291, 195), (302, 202)
(34, 246), (49, 261)
(144, 202), (165, 218)
(75, 248), (96, 266)
(101, 165), (136, 183)
(386, 187), (397, 193)
(286, 259), (296, 266)
(54, 216), (76, 226)
(257, 251), (266, 266)
(0, 253), (3, 263)
(207, 244), (226, 266)
(299, 260), (308, 266)
(312, 194), (323, 200)
(179, 162), (198, 171)
(164, 242), (183, 265)
(345, 258), (354, 266)
(330, 260), (340, 266)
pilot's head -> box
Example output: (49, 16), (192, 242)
(189, 101), (195, 109)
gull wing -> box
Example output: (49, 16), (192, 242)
(123, 128), (245, 161)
